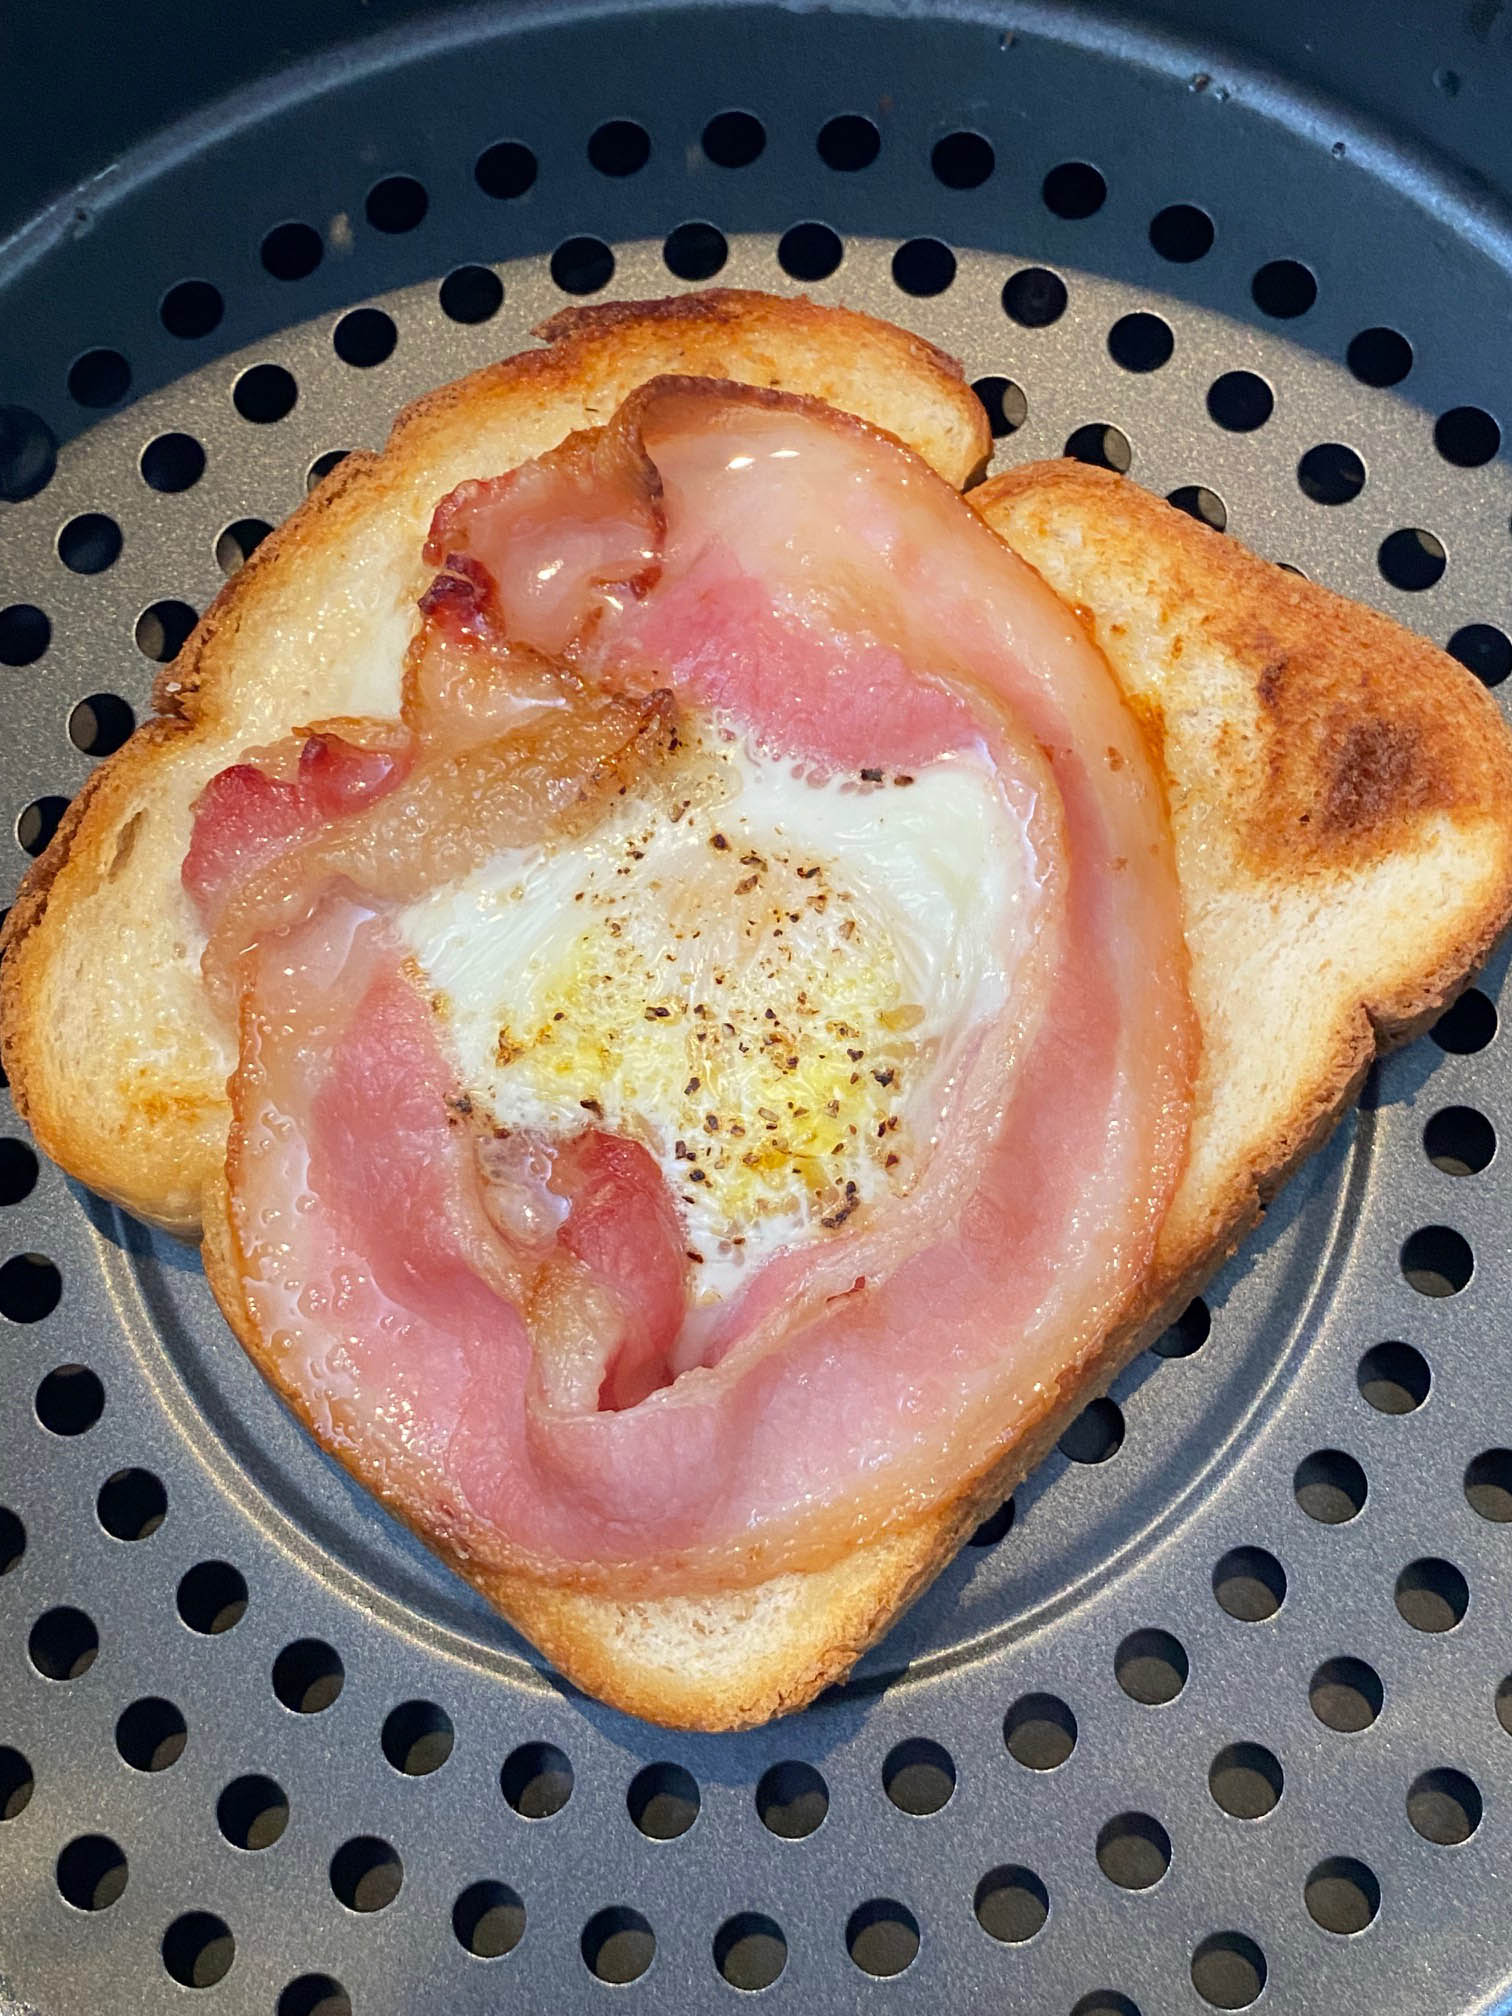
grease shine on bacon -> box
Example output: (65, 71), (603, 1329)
(185, 377), (1194, 1596)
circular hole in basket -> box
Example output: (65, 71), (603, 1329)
(215, 518), (272, 576)
(1401, 1225), (1472, 1296)
(1357, 1341), (1429, 1414)
(1305, 1857), (1380, 1933)
(381, 1700), (453, 1776)
(1251, 259), (1315, 317)
(217, 1773), (289, 1851)
(140, 430), (205, 493)
(1310, 1656), (1383, 1732)
(439, 265), (504, 323)
(1407, 1767), (1482, 1844)
(1213, 1547), (1285, 1621)
(233, 363), (297, 424)
(160, 279), (223, 338)
(134, 599), (197, 663)
(0, 1506), (23, 1575)
(1096, 1812), (1170, 1890)
(1002, 266), (1067, 327)
(1152, 1297), (1210, 1357)
(1191, 1932), (1266, 2009)
(551, 236), (615, 295)
(330, 1835), (403, 1913)
(1207, 371), (1273, 432)
(1348, 326), (1412, 386)
(176, 1561), (247, 1635)
(306, 450), (349, 491)
(1065, 423), (1131, 472)
(582, 1906), (655, 1983)
(1435, 405), (1500, 467)
(1431, 990), (1495, 1053)
(1168, 485), (1227, 529)
(1115, 1628), (1188, 1703)
(1072, 1997), (1141, 2016)
(587, 119), (650, 176)
(757, 1760), (827, 1837)
(972, 376), (1027, 439)
(116, 1697), (187, 1772)
(0, 1747), (34, 1820)
(365, 174), (428, 233)
(818, 114), (880, 171)
(882, 1737), (955, 1815)
(627, 1761), (700, 1839)
(714, 1912), (788, 1991)
(501, 1740), (573, 1817)
(778, 222), (843, 282)
(932, 131), (994, 188)
(1465, 1448), (1512, 1520)
(849, 1897), (921, 1973)
(273, 1637), (343, 1712)
(1448, 624), (1512, 687)
(1209, 1743), (1283, 1818)
(68, 348), (131, 408)
(332, 308), (396, 368)
(1043, 160), (1106, 218)
(96, 1467), (166, 1540)
(1379, 528), (1446, 591)
(0, 406), (56, 501)
(1108, 311), (1173, 371)
(0, 603), (49, 665)
(453, 1880), (525, 1959)
(1004, 1691), (1077, 1768)
(967, 1493), (1016, 1546)
(35, 1364), (100, 1433)
(1425, 1106), (1496, 1175)
(892, 237), (956, 297)
(161, 1911), (235, 1988)
(974, 1866), (1047, 1944)
(278, 1977), (351, 2016)
(2, 1252), (61, 1318)
(1149, 203), (1213, 261)
(1293, 1450), (1367, 1524)
(1059, 1396), (1125, 1463)
(69, 693), (135, 756)
(1298, 443), (1365, 504)
(58, 512), (120, 573)
(702, 110), (766, 168)
(664, 222), (728, 281)
(1395, 1557), (1468, 1632)
(475, 140), (538, 198)
(261, 222), (323, 280)
(56, 1833), (127, 1911)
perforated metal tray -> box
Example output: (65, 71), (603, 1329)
(3, 5), (1512, 2012)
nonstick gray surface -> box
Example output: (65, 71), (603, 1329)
(2, 5), (1512, 2012)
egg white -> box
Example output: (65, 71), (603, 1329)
(399, 720), (1034, 1300)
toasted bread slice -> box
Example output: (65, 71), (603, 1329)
(8, 296), (1512, 1731)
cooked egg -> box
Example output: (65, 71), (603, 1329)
(399, 718), (1035, 1300)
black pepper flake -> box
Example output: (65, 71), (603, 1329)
(821, 1193), (860, 1229)
(646, 1005), (672, 1019)
(885, 1152), (900, 1169)
(873, 1067), (895, 1087)
(860, 766), (883, 783)
(704, 1114), (720, 1133)
(686, 1249), (704, 1263)
(797, 864), (821, 880)
(579, 1097), (604, 1117)
(684, 1076), (701, 1094)
(689, 1167), (707, 1184)
(734, 874), (758, 895)
(710, 833), (729, 851)
(847, 1047), (864, 1061)
(895, 773), (915, 787)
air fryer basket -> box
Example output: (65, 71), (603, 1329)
(3, 4), (1512, 2011)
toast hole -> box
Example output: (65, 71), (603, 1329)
(1152, 1296), (1210, 1357)
(0, 406), (56, 501)
(1212, 1547), (1285, 1622)
(58, 512), (121, 573)
(1448, 622), (1512, 686)
(381, 1699), (453, 1775)
(28, 1605), (97, 1679)
(1149, 201), (1213, 260)
(1191, 1932), (1266, 2009)
(1430, 989), (1495, 1053)
(627, 1760), (699, 1838)
(714, 1912), (787, 1990)
(233, 363), (297, 424)
(272, 1638), (343, 1712)
(1310, 1656), (1383, 1731)
(1002, 265), (1067, 327)
(1059, 1396), (1124, 1462)
(57, 1834), (127, 1911)
(1072, 1998), (1140, 2016)
(973, 1867), (1046, 1944)
(1407, 1767), (1481, 1843)
(932, 131), (994, 188)
(972, 376), (1027, 440)
(550, 236), (615, 295)
(215, 519), (272, 575)
(278, 1977), (351, 2016)
(756, 1760), (827, 1837)
(778, 222), (843, 282)
(1305, 1857), (1380, 1933)
(1425, 1105), (1495, 1175)
(1357, 1340), (1430, 1413)
(0, 1746), (33, 1819)
(135, 598), (197, 661)
(1379, 526), (1446, 590)
(1207, 370), (1273, 432)
(0, 1138), (37, 1203)
(116, 1696), (186, 1772)
(159, 279), (223, 337)
(453, 1880), (525, 1958)
(306, 451), (350, 491)
(176, 1560), (247, 1635)
(333, 308), (396, 369)
(140, 431), (205, 493)
(1435, 405), (1500, 467)
(582, 1906), (655, 1982)
(968, 1492), (1016, 1545)
(1209, 1742), (1283, 1818)
(1347, 325), (1413, 386)
(67, 348), (130, 409)
(217, 1773), (288, 1851)
(817, 114), (880, 172)
(1004, 1691), (1076, 1768)
(97, 1466), (166, 1540)
(587, 119), (650, 177)
(1114, 1627), (1188, 1703)
(1168, 484), (1226, 529)
(260, 222), (323, 281)
(330, 1835), (402, 1912)
(1251, 258), (1315, 318)
(1496, 1675), (1512, 1736)
(1108, 311), (1173, 371)
(1401, 1224), (1472, 1295)
(1298, 442), (1365, 503)
(501, 1740), (573, 1817)
(0, 603), (49, 665)
(1096, 1811), (1170, 1890)
(882, 1737), (955, 1815)
(475, 140), (538, 199)
(848, 1897), (920, 1972)
(1066, 423), (1131, 472)
(701, 111), (765, 168)
(162, 1911), (235, 1987)
(1293, 1449), (1367, 1523)
(69, 692), (135, 756)
(35, 1362), (100, 1429)
(366, 175), (427, 233)
(1395, 1556), (1468, 1631)
(663, 222), (728, 283)
(892, 237), (956, 297)
(3, 1253), (62, 1320)
(1465, 1448), (1512, 1520)
(440, 264), (504, 323)
(1043, 160), (1106, 219)
(0, 1505), (23, 1574)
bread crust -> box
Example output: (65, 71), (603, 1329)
(6, 304), (1511, 1730)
